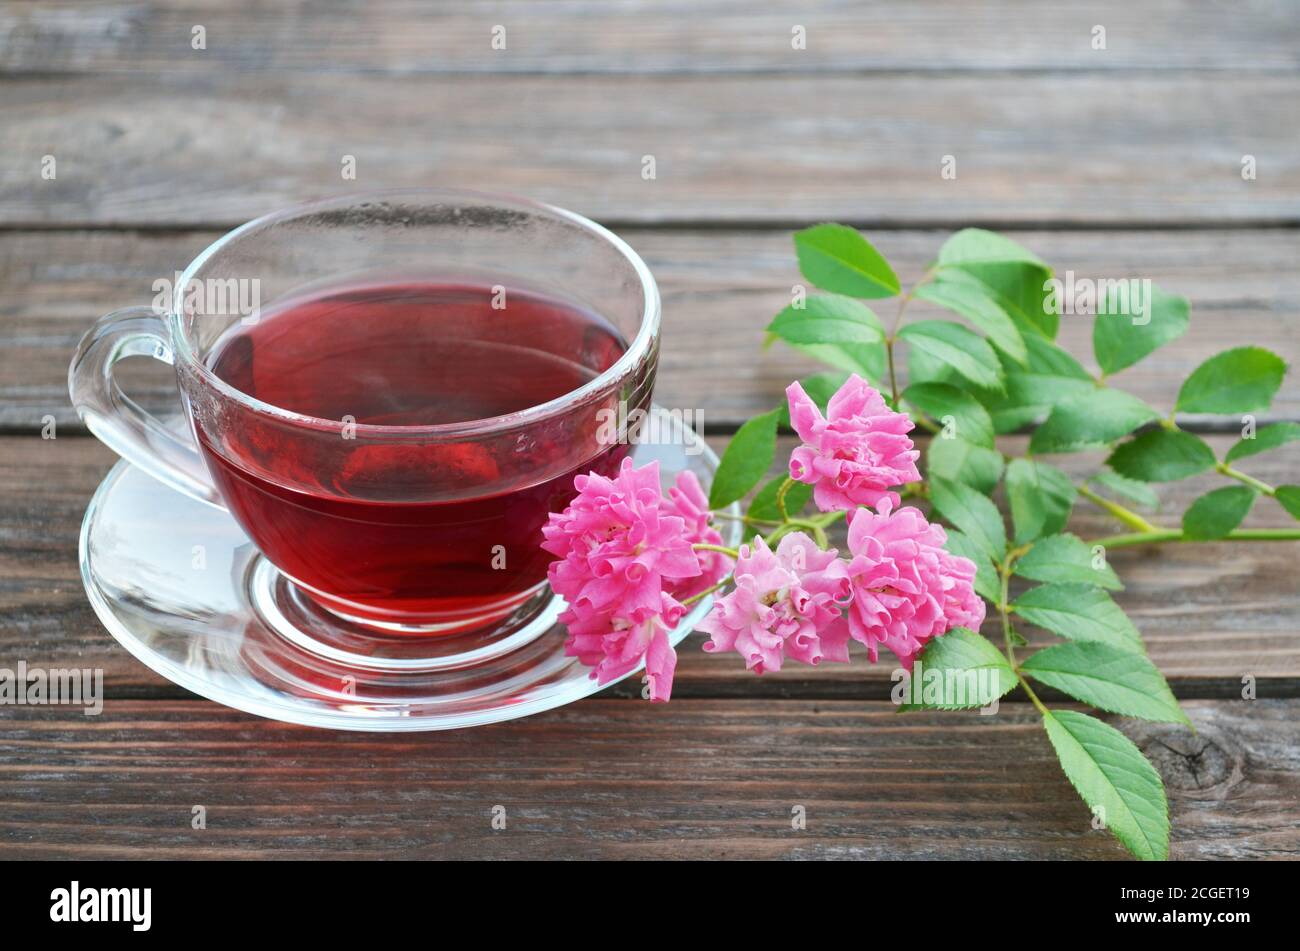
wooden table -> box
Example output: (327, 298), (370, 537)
(2, 2), (1298, 860)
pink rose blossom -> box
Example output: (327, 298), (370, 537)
(662, 469), (730, 599)
(698, 533), (852, 673)
(542, 458), (701, 620)
(561, 591), (684, 702)
(786, 374), (921, 514)
(542, 458), (705, 701)
(831, 499), (985, 669)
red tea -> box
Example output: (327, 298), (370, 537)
(196, 281), (638, 631)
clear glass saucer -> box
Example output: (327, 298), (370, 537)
(79, 408), (738, 731)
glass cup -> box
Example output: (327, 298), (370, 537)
(70, 189), (660, 642)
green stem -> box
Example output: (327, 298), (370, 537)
(712, 512), (782, 528)
(885, 337), (901, 407)
(681, 574), (733, 607)
(763, 509), (847, 548)
(904, 407), (942, 434)
(1077, 484), (1159, 533)
(902, 481), (929, 500)
(884, 269), (934, 407)
(998, 554), (1048, 716)
(775, 477), (795, 521)
(1217, 462), (1276, 496)
(693, 543), (740, 558)
(1090, 528), (1300, 548)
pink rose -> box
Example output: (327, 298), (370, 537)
(786, 374), (921, 514)
(698, 533), (851, 673)
(832, 499), (985, 669)
(542, 459), (708, 700)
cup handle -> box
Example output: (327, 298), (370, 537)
(69, 306), (225, 509)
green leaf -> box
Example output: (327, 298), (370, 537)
(902, 382), (995, 448)
(936, 233), (1057, 339)
(1029, 389), (1158, 454)
(794, 224), (900, 299)
(978, 335), (1094, 433)
(937, 229), (1048, 268)
(905, 339), (960, 389)
(916, 273), (1027, 365)
(788, 341), (886, 385)
(926, 437), (1004, 494)
(1041, 709), (1169, 861)
(1175, 346), (1287, 414)
(1276, 485), (1300, 521)
(1011, 583), (1143, 653)
(767, 294), (885, 347)
(897, 628), (1016, 711)
(776, 371), (846, 428)
(1106, 429), (1216, 482)
(1023, 642), (1187, 724)
(1089, 468), (1160, 510)
(708, 409), (780, 509)
(929, 475), (1006, 559)
(1181, 485), (1255, 540)
(747, 476), (813, 523)
(898, 320), (1003, 391)
(1015, 533), (1122, 591)
(1093, 286), (1190, 376)
(959, 261), (1058, 340)
(1225, 422), (1300, 463)
(944, 530), (1000, 604)
(1005, 458), (1076, 545)
(1018, 333), (1093, 380)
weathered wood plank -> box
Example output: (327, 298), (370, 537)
(0, 699), (1293, 859)
(3, 73), (1297, 227)
(2, 434), (1296, 693)
(4, 228), (1299, 429)
(2, 1), (1297, 75)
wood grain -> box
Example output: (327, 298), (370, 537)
(2, 0), (1298, 862)
(2, 73), (1297, 228)
(0, 699), (1294, 859)
(3, 1), (1298, 75)
(5, 227), (1299, 429)
(2, 433), (1296, 695)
